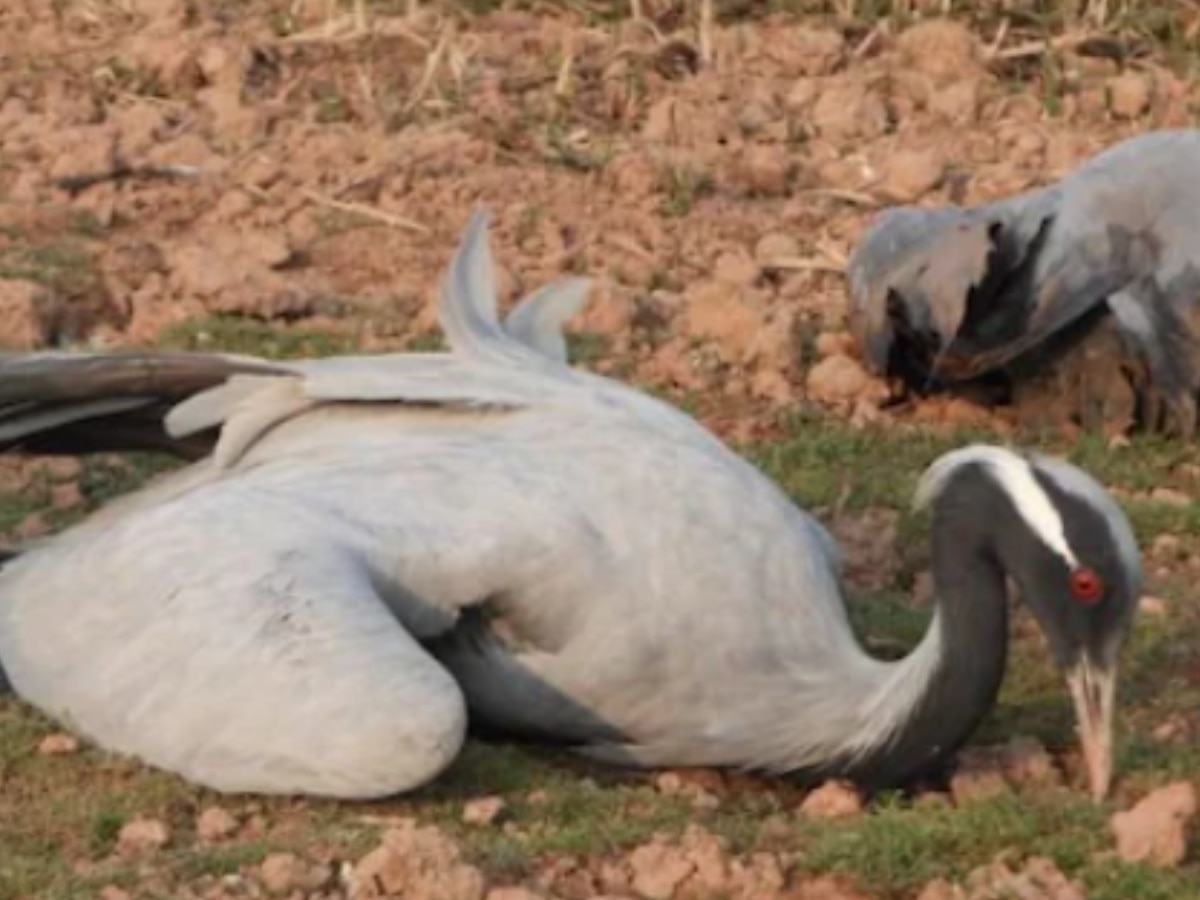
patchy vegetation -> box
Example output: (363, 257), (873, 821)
(2, 0), (1200, 898)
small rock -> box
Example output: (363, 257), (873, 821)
(682, 281), (768, 363)
(751, 368), (794, 404)
(754, 232), (800, 264)
(245, 231), (294, 269)
(746, 308), (799, 373)
(260, 852), (306, 894)
(50, 481), (84, 511)
(1151, 534), (1182, 559)
(1150, 487), (1189, 507)
(950, 750), (1010, 805)
(117, 818), (170, 856)
(929, 80), (979, 124)
(962, 856), (1084, 900)
(1152, 715), (1190, 743)
(788, 874), (873, 899)
(896, 21), (980, 80)
(196, 806), (239, 841)
(712, 250), (760, 287)
(728, 850), (786, 897)
(0, 279), (54, 349)
(787, 27), (846, 76)
(999, 736), (1060, 786)
(805, 353), (874, 404)
(626, 840), (695, 900)
(43, 457), (83, 481)
(14, 513), (49, 541)
(1111, 780), (1197, 867)
(1107, 72), (1152, 118)
(728, 144), (794, 196)
(940, 398), (993, 426)
(462, 796), (507, 827)
(879, 149), (946, 203)
(656, 769), (723, 810)
(737, 102), (773, 136)
(257, 852), (330, 894)
(348, 819), (484, 900)
(1139, 595), (1168, 617)
(37, 733), (79, 755)
(97, 887), (132, 900)
(798, 780), (863, 818)
(485, 889), (547, 900)
(914, 878), (962, 900)
(526, 789), (550, 806)
(811, 80), (888, 142)
(785, 78), (819, 113)
(814, 331), (853, 358)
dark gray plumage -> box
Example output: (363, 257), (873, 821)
(846, 128), (1200, 436)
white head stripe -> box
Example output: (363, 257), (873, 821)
(915, 445), (1078, 567)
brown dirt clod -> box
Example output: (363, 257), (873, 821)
(1110, 780), (1198, 868)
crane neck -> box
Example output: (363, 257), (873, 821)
(833, 473), (1014, 789)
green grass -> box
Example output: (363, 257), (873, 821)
(158, 314), (360, 360)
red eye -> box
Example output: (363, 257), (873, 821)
(1069, 567), (1104, 604)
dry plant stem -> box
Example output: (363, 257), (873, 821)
(988, 17), (1011, 56)
(605, 234), (657, 265)
(853, 25), (883, 59)
(555, 33), (577, 100)
(406, 22), (454, 114)
(760, 256), (846, 275)
(697, 0), (714, 67)
(795, 187), (880, 209)
(987, 30), (1098, 61)
(53, 164), (203, 195)
(301, 190), (430, 235)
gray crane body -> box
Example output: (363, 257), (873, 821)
(0, 211), (1140, 800)
(848, 128), (1200, 434)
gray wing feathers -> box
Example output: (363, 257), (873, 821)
(503, 277), (592, 365)
(0, 396), (154, 445)
(188, 210), (597, 466)
(0, 351), (281, 457)
(437, 206), (592, 369)
(437, 207), (517, 366)
(0, 208), (593, 468)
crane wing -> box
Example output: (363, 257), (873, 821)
(0, 207), (594, 466)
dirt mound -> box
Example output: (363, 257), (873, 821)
(3, 1), (1190, 434)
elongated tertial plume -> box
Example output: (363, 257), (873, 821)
(438, 206), (592, 369)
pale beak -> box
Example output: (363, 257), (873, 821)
(1065, 657), (1116, 801)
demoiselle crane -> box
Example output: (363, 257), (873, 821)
(0, 209), (1140, 801)
(847, 128), (1200, 436)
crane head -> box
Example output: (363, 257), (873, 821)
(917, 445), (1141, 800)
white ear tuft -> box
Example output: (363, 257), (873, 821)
(915, 444), (1078, 567)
